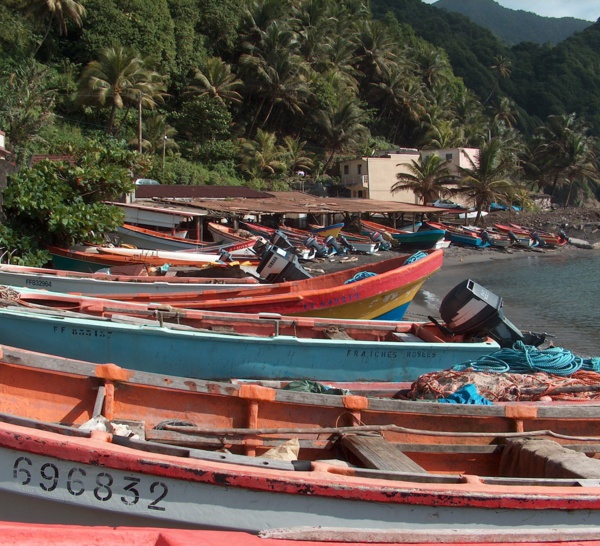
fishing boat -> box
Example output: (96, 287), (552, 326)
(462, 226), (512, 249)
(0, 285), (498, 382)
(0, 263), (259, 297)
(61, 249), (444, 320)
(2, 344), (600, 536)
(48, 245), (251, 273)
(308, 222), (345, 238)
(360, 219), (446, 250)
(208, 222), (263, 245)
(494, 223), (567, 247)
(95, 245), (260, 266)
(424, 221), (488, 248)
(113, 224), (210, 251)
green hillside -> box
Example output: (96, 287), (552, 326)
(433, 0), (592, 45)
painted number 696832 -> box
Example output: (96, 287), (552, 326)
(13, 456), (168, 511)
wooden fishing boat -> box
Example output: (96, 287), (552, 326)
(462, 226), (512, 249)
(494, 223), (567, 247)
(0, 286), (498, 382)
(58, 249), (444, 320)
(424, 221), (488, 248)
(95, 245), (260, 266)
(2, 344), (600, 536)
(113, 224), (211, 251)
(0, 263), (259, 297)
(48, 245), (250, 274)
(308, 222), (345, 238)
(361, 219), (446, 250)
(207, 222), (263, 245)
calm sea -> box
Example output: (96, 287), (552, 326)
(412, 251), (600, 357)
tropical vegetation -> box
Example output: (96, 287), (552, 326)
(0, 0), (599, 260)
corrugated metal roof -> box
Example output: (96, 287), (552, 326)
(135, 185), (271, 200)
(134, 191), (444, 216)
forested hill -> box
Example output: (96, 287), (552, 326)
(371, 0), (600, 134)
(432, 0), (592, 45)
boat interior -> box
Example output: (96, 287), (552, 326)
(1, 346), (600, 489)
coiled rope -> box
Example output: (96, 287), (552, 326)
(453, 340), (600, 376)
(344, 271), (377, 284)
(403, 250), (428, 265)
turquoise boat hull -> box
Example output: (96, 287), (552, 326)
(0, 306), (499, 383)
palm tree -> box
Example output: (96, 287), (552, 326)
(185, 57), (243, 106)
(483, 55), (511, 105)
(77, 46), (167, 136)
(311, 96), (368, 172)
(24, 0), (85, 55)
(239, 129), (286, 180)
(455, 137), (515, 224)
(130, 113), (178, 156)
(280, 136), (314, 176)
(391, 154), (454, 205)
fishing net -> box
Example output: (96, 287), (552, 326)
(408, 369), (600, 402)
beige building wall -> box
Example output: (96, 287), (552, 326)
(340, 149), (420, 203)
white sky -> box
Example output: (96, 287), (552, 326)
(420, 0), (599, 22)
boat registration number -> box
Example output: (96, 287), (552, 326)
(11, 455), (168, 511)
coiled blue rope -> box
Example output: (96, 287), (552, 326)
(453, 340), (600, 376)
(403, 250), (428, 265)
(344, 271), (377, 284)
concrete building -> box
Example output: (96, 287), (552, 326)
(339, 148), (420, 203)
(339, 147), (480, 207)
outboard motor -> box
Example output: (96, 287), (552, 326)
(324, 235), (347, 256)
(304, 235), (329, 257)
(558, 229), (570, 243)
(507, 231), (520, 244)
(270, 230), (295, 252)
(439, 279), (546, 347)
(255, 245), (313, 283)
(480, 230), (492, 246)
(252, 238), (270, 259)
(530, 231), (546, 247)
(368, 231), (392, 251)
(338, 235), (355, 253)
(218, 249), (233, 263)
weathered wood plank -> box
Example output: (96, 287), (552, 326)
(341, 434), (428, 473)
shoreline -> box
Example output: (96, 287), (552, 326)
(404, 244), (588, 321)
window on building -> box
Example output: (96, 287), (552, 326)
(343, 165), (349, 175)
(445, 153), (453, 161)
(357, 164), (362, 174)
(357, 190), (363, 198)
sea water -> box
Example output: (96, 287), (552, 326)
(413, 251), (600, 357)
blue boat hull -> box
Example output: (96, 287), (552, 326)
(0, 307), (499, 383)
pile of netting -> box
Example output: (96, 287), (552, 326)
(408, 369), (600, 402)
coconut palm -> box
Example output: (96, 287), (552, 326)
(77, 46), (167, 136)
(455, 137), (516, 224)
(483, 55), (511, 105)
(185, 57), (243, 106)
(239, 128), (286, 179)
(391, 154), (454, 205)
(280, 135), (314, 176)
(311, 96), (369, 172)
(24, 0), (85, 55)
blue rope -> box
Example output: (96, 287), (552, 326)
(344, 271), (377, 284)
(453, 340), (600, 376)
(403, 250), (428, 265)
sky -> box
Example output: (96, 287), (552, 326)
(420, 1), (600, 22)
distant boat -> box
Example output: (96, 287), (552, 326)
(114, 224), (210, 251)
(425, 221), (489, 248)
(360, 219), (446, 250)
(208, 222), (263, 245)
(495, 223), (567, 247)
(2, 343), (600, 535)
(308, 221), (344, 238)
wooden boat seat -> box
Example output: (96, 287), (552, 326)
(340, 433), (428, 473)
(500, 438), (600, 480)
(391, 332), (423, 343)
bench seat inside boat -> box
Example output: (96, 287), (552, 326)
(500, 438), (600, 480)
